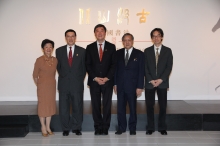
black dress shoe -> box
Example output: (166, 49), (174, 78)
(94, 129), (102, 135)
(102, 129), (108, 135)
(72, 130), (82, 135)
(146, 130), (154, 135)
(160, 130), (167, 135)
(115, 130), (123, 135)
(130, 131), (136, 135)
(63, 130), (69, 136)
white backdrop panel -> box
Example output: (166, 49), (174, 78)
(0, 0), (220, 101)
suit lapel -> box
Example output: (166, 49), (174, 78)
(119, 48), (125, 66)
(149, 46), (156, 67)
(62, 45), (70, 68)
(126, 48), (136, 66)
(158, 45), (165, 65)
(101, 41), (110, 63)
(93, 42), (101, 63)
(71, 45), (79, 68)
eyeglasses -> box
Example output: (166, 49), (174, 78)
(152, 35), (161, 38)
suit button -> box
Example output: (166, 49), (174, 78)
(100, 72), (102, 73)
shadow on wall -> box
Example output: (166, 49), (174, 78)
(213, 17), (220, 93)
(212, 17), (220, 32)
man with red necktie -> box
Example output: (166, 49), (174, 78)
(86, 24), (116, 135)
(56, 29), (86, 136)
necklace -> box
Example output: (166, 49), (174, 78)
(44, 55), (53, 66)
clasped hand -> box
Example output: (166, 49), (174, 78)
(94, 77), (109, 85)
(150, 79), (163, 87)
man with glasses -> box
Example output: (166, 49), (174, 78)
(144, 28), (173, 135)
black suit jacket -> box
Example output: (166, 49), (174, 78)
(144, 45), (173, 89)
(56, 45), (86, 93)
(114, 48), (145, 93)
(86, 41), (116, 87)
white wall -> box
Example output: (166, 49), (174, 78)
(0, 0), (220, 101)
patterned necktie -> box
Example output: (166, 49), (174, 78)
(156, 48), (159, 74)
(99, 44), (103, 61)
(125, 49), (129, 66)
(68, 47), (72, 67)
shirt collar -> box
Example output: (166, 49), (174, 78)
(97, 41), (105, 46)
(125, 47), (133, 53)
(67, 45), (75, 49)
(154, 45), (162, 52)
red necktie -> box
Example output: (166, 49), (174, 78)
(68, 47), (72, 66)
(99, 44), (103, 61)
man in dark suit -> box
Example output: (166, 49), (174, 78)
(86, 24), (116, 135)
(56, 29), (86, 136)
(144, 28), (173, 135)
(114, 33), (144, 135)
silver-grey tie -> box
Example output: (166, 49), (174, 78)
(125, 50), (129, 66)
(156, 48), (159, 75)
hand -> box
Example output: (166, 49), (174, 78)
(154, 79), (163, 87)
(113, 86), (117, 94)
(34, 78), (38, 86)
(150, 80), (157, 87)
(136, 88), (143, 97)
(102, 77), (109, 83)
(94, 77), (105, 85)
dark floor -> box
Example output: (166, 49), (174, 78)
(1, 100), (220, 115)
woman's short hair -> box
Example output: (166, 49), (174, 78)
(41, 39), (54, 49)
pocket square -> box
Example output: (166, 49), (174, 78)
(134, 58), (137, 61)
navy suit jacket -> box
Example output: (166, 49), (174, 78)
(144, 45), (173, 89)
(114, 48), (145, 93)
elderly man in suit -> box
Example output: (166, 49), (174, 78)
(56, 29), (86, 136)
(86, 24), (116, 135)
(114, 33), (145, 135)
(144, 28), (173, 135)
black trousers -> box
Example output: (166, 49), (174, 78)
(59, 92), (83, 131)
(145, 88), (167, 131)
(117, 91), (137, 132)
(89, 83), (113, 130)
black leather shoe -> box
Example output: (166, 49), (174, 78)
(130, 131), (136, 135)
(63, 130), (69, 136)
(115, 130), (123, 135)
(146, 130), (154, 135)
(94, 129), (102, 135)
(160, 130), (167, 135)
(102, 129), (108, 135)
(72, 130), (82, 135)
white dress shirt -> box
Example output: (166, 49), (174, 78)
(154, 45), (162, 55)
(67, 45), (75, 58)
(97, 41), (105, 57)
(124, 47), (133, 59)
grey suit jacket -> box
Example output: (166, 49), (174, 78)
(144, 45), (173, 89)
(56, 45), (86, 93)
